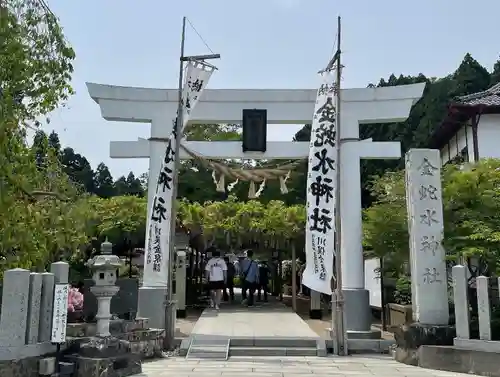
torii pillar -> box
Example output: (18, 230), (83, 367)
(87, 82), (425, 337)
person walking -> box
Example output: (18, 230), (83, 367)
(205, 247), (227, 310)
(240, 250), (259, 307)
(223, 256), (236, 302)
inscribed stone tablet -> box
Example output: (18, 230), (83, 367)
(0, 269), (30, 346)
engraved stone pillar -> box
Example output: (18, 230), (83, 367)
(0, 268), (31, 346)
(310, 290), (322, 319)
(476, 276), (491, 340)
(39, 272), (56, 342)
(26, 272), (43, 344)
(405, 149), (449, 325)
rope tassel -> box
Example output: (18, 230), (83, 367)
(227, 179), (239, 192)
(211, 170), (218, 186)
(216, 174), (225, 192)
(248, 181), (256, 199)
(279, 175), (289, 194)
(255, 179), (266, 198)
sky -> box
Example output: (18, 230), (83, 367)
(42, 0), (500, 179)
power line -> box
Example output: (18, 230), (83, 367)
(186, 17), (215, 55)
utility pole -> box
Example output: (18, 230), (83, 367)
(330, 16), (348, 356)
(165, 16), (220, 349)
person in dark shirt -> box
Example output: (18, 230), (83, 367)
(240, 250), (259, 306)
(257, 261), (270, 302)
(223, 256), (236, 302)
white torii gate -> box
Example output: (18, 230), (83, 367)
(87, 82), (425, 337)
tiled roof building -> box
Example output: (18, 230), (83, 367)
(427, 83), (500, 165)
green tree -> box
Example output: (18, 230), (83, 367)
(451, 53), (491, 97)
(93, 162), (115, 198)
(48, 130), (61, 153)
(363, 159), (500, 278)
(60, 147), (95, 193)
(31, 130), (49, 169)
(491, 57), (500, 86)
(0, 0), (88, 274)
(125, 172), (144, 197)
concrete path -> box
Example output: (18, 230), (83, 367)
(138, 355), (478, 376)
(191, 289), (318, 339)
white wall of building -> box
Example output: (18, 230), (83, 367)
(440, 114), (500, 165)
(477, 114), (500, 159)
(440, 123), (475, 165)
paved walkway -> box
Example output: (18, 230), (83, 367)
(190, 289), (318, 339)
(138, 355), (478, 376)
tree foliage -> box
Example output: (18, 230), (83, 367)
(177, 196), (307, 253)
(363, 159), (500, 277)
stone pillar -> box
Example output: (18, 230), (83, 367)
(94, 293), (115, 337)
(139, 121), (170, 329)
(50, 261), (69, 284)
(405, 149), (449, 325)
(25, 273), (43, 344)
(452, 265), (470, 340)
(39, 272), (55, 342)
(176, 250), (187, 318)
(340, 141), (372, 335)
(0, 268), (30, 346)
(310, 290), (322, 319)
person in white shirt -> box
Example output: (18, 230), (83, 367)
(205, 248), (227, 309)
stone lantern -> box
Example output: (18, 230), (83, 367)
(87, 239), (123, 337)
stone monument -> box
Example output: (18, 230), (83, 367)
(394, 149), (454, 365)
(87, 239), (121, 337)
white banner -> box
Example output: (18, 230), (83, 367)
(143, 62), (214, 287)
(302, 70), (338, 294)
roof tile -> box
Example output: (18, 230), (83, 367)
(457, 82), (500, 106)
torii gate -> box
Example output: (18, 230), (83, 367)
(87, 82), (425, 338)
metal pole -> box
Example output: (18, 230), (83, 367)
(291, 242), (297, 312)
(165, 15), (187, 350)
(332, 15), (347, 356)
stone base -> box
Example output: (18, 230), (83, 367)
(393, 323), (455, 366)
(70, 354), (141, 377)
(343, 289), (371, 332)
(309, 309), (322, 320)
(138, 286), (167, 329)
(177, 309), (187, 318)
(418, 345), (500, 376)
(68, 336), (142, 377)
(347, 329), (381, 339)
(0, 357), (39, 377)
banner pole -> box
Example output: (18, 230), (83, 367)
(332, 15), (347, 356)
(164, 15), (187, 350)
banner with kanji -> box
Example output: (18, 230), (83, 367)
(143, 62), (214, 287)
(302, 70), (338, 294)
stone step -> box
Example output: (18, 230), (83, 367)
(229, 346), (318, 357)
(230, 337), (318, 348)
(325, 338), (395, 353)
(186, 338), (230, 360)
